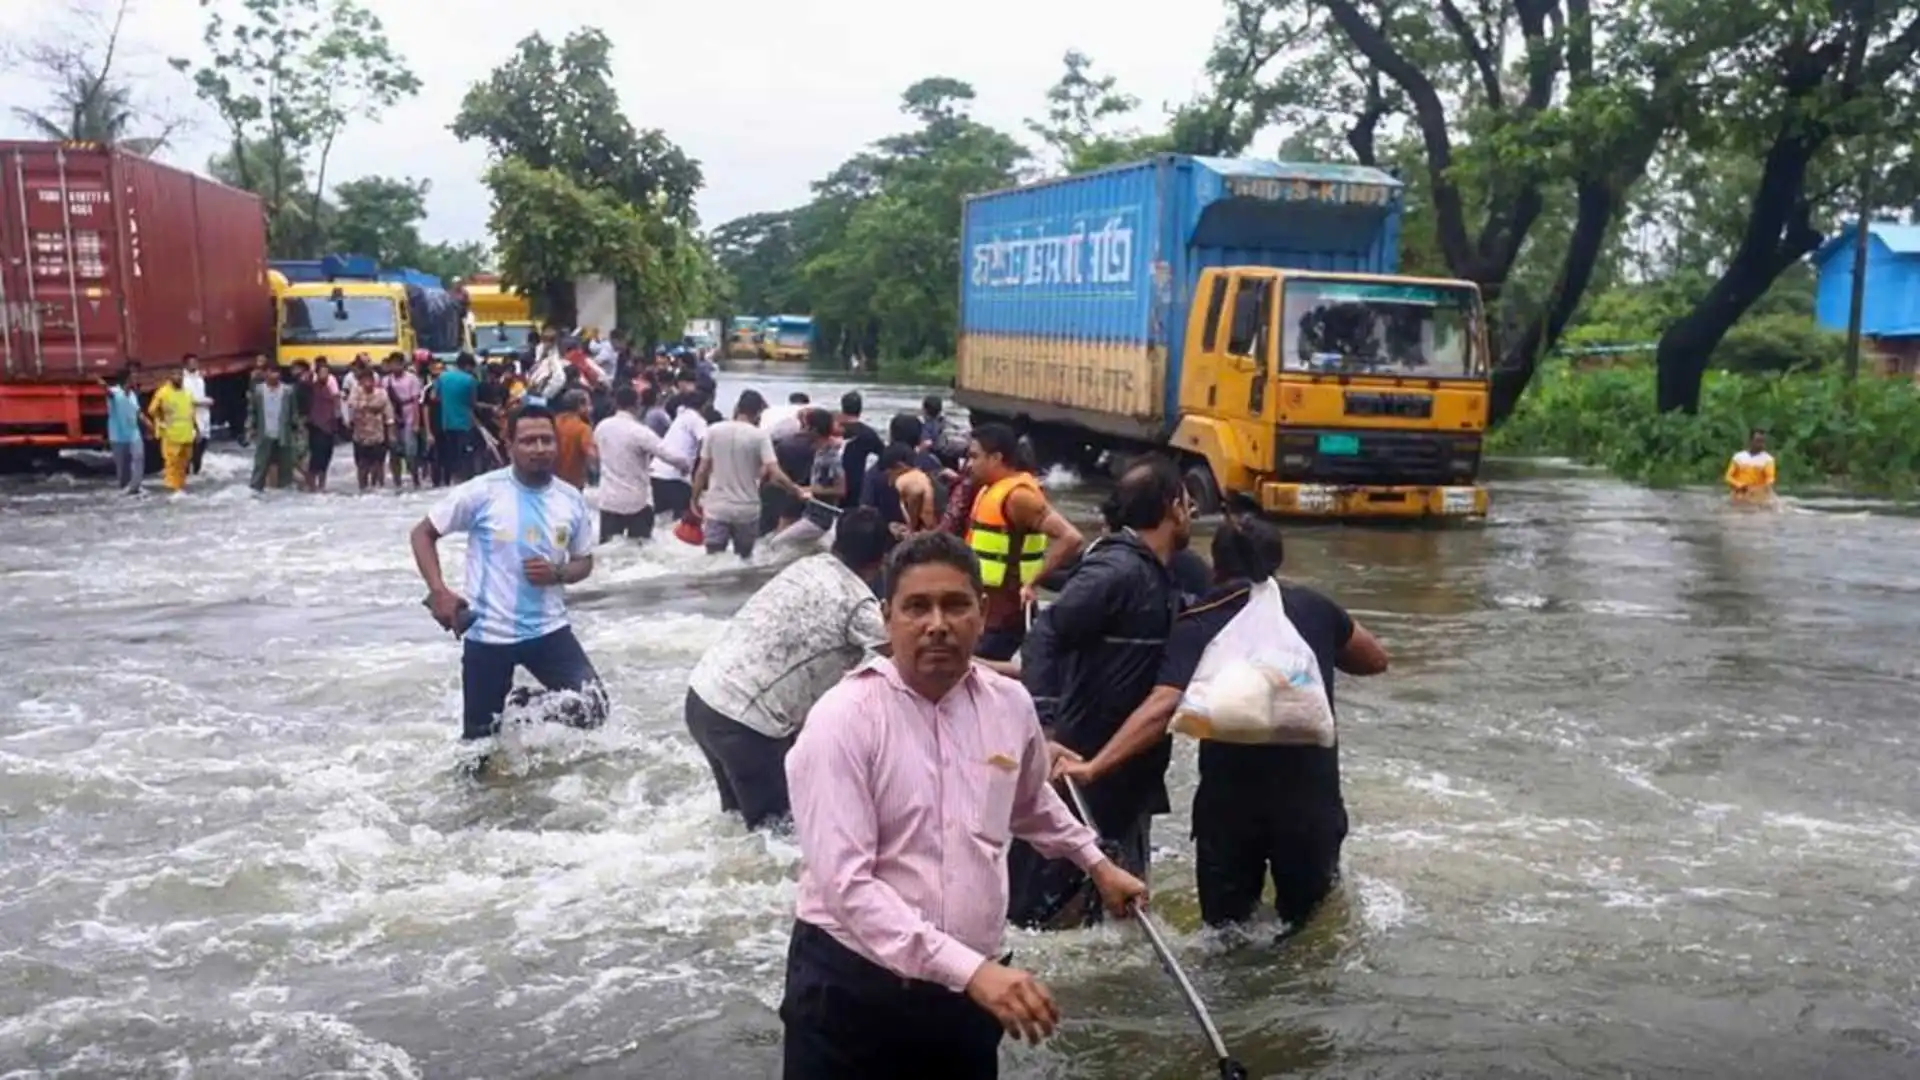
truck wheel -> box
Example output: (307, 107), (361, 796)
(1182, 462), (1223, 517)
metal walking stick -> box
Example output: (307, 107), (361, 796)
(1062, 777), (1250, 1080)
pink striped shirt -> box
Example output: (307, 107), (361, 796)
(788, 657), (1104, 992)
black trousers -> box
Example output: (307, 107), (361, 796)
(600, 506), (655, 541)
(651, 477), (691, 518)
(683, 689), (793, 830)
(780, 920), (1003, 1080)
(308, 428), (336, 477)
(1007, 811), (1151, 930)
(1192, 779), (1346, 930)
(190, 435), (208, 475)
(438, 429), (477, 485)
(460, 626), (605, 741)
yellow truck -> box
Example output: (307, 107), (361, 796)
(270, 260), (470, 369)
(464, 278), (537, 361)
(953, 156), (1489, 520)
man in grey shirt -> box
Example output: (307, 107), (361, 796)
(248, 365), (296, 491)
(692, 388), (810, 559)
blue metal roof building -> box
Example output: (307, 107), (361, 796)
(1813, 222), (1920, 339)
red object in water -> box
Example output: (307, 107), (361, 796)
(673, 514), (704, 546)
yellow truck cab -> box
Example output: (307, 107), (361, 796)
(271, 259), (471, 370)
(1170, 268), (1490, 518)
(464, 279), (536, 361)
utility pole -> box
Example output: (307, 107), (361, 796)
(1844, 170), (1872, 383)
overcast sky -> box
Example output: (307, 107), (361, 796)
(0, 0), (1230, 245)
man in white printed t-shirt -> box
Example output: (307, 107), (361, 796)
(409, 404), (606, 744)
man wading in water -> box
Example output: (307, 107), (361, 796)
(1057, 512), (1388, 936)
(781, 532), (1147, 1078)
(683, 507), (894, 830)
(962, 422), (1083, 661)
(409, 405), (606, 756)
(1013, 458), (1190, 928)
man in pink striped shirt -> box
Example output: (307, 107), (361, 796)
(781, 532), (1148, 1079)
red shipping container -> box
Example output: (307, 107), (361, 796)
(0, 141), (273, 386)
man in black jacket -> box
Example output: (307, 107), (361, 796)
(1011, 456), (1191, 927)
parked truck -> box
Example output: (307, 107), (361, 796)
(954, 155), (1491, 520)
(0, 141), (273, 467)
(271, 255), (469, 370)
(464, 274), (536, 360)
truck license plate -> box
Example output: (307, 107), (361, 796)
(1317, 434), (1360, 456)
(1441, 488), (1477, 514)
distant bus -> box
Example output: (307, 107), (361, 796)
(727, 316), (762, 359)
(761, 314), (814, 362)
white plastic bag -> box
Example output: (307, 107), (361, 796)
(1168, 578), (1335, 746)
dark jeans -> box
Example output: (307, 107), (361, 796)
(250, 437), (294, 490)
(308, 428), (336, 478)
(684, 689), (793, 829)
(461, 626), (605, 741)
(1007, 810), (1151, 930)
(439, 428), (477, 485)
(1192, 779), (1346, 929)
(110, 441), (141, 492)
(651, 477), (691, 518)
(780, 920), (1003, 1080)
(600, 506), (655, 541)
(191, 436), (208, 475)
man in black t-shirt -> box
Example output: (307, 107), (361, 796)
(1057, 513), (1387, 933)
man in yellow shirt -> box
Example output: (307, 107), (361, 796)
(147, 371), (199, 492)
(1725, 428), (1777, 503)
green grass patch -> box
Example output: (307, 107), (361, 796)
(1490, 362), (1920, 497)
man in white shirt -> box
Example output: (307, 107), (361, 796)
(684, 507), (892, 828)
(408, 404), (604, 746)
(527, 326), (569, 402)
(649, 388), (709, 521)
(182, 353), (213, 475)
(692, 388), (811, 559)
(596, 383), (691, 541)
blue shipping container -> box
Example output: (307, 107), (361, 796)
(955, 154), (1403, 436)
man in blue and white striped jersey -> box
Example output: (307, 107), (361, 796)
(409, 404), (606, 744)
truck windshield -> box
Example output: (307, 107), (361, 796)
(474, 322), (535, 353)
(1281, 280), (1480, 378)
(280, 296), (398, 345)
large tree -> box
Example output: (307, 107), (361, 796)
(1649, 2), (1920, 411)
(171, 0), (419, 258)
(8, 0), (183, 155)
(452, 28), (709, 336)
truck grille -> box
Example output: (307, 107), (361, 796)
(1274, 429), (1481, 486)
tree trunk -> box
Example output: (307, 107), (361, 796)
(1653, 132), (1822, 412)
(308, 129), (337, 257)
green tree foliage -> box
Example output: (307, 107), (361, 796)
(171, 0), (420, 258)
(1491, 361), (1920, 495)
(453, 28), (709, 337)
(329, 175), (430, 266)
(709, 210), (803, 315)
(712, 78), (1025, 365)
(326, 176), (489, 281)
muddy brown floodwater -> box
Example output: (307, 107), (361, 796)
(3, 368), (1917, 1078)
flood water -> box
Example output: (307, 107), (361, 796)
(3, 368), (1918, 1079)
